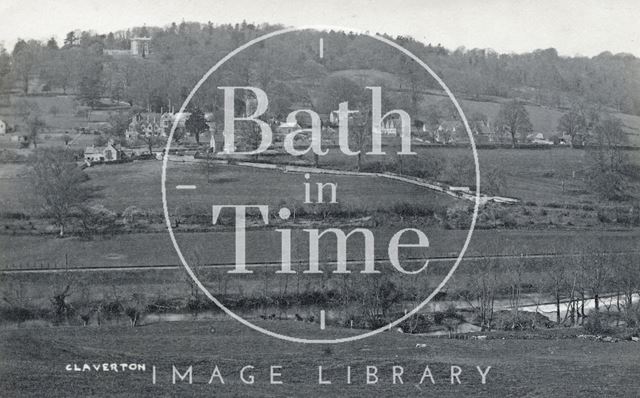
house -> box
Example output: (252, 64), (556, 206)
(160, 112), (190, 136)
(276, 121), (301, 136)
(527, 132), (554, 145)
(380, 118), (399, 136)
(472, 120), (503, 144)
(0, 119), (6, 135)
(435, 121), (462, 144)
(84, 140), (122, 163)
(104, 37), (151, 58)
(126, 113), (177, 139)
(10, 133), (30, 147)
(131, 37), (151, 57)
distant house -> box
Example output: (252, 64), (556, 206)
(472, 120), (502, 144)
(84, 140), (122, 163)
(131, 37), (151, 57)
(435, 121), (462, 144)
(527, 132), (554, 145)
(10, 133), (30, 147)
(276, 121), (301, 136)
(380, 118), (399, 136)
(104, 37), (151, 58)
(86, 121), (113, 134)
(0, 119), (6, 135)
(126, 113), (179, 139)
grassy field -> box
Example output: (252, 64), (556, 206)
(318, 146), (640, 204)
(1, 320), (639, 397)
(0, 160), (461, 214)
(1, 147), (636, 216)
(2, 228), (638, 270)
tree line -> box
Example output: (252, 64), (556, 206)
(2, 21), (640, 116)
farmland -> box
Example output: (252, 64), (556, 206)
(1, 320), (640, 397)
(0, 147), (637, 217)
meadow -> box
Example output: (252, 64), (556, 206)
(1, 319), (639, 397)
(1, 146), (635, 219)
(2, 227), (638, 271)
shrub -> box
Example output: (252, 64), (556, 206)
(0, 306), (42, 323)
(583, 311), (613, 335)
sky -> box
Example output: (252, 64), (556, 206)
(0, 0), (639, 57)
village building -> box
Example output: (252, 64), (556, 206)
(527, 132), (554, 145)
(435, 121), (462, 144)
(130, 37), (151, 57)
(84, 140), (123, 163)
(381, 118), (399, 136)
(10, 133), (30, 147)
(104, 37), (151, 58)
(126, 113), (180, 139)
(472, 120), (501, 144)
(275, 121), (301, 136)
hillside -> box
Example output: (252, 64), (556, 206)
(319, 69), (640, 144)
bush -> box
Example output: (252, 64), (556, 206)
(0, 306), (42, 323)
(583, 311), (613, 335)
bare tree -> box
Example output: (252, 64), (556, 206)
(543, 257), (567, 324)
(557, 106), (586, 147)
(495, 100), (533, 148)
(457, 258), (499, 331)
(28, 148), (100, 236)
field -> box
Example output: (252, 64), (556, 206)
(2, 228), (639, 270)
(1, 146), (636, 217)
(1, 320), (639, 397)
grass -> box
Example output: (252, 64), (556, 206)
(0, 147), (632, 216)
(0, 160), (460, 214)
(317, 146), (640, 204)
(1, 320), (640, 397)
(1, 227), (638, 270)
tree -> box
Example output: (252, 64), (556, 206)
(557, 108), (586, 147)
(138, 133), (163, 156)
(495, 100), (533, 148)
(41, 49), (79, 94)
(185, 107), (208, 145)
(12, 39), (41, 94)
(46, 37), (59, 50)
(611, 253), (640, 325)
(0, 45), (12, 96)
(78, 59), (104, 107)
(107, 112), (132, 138)
(588, 116), (629, 200)
(457, 257), (499, 331)
(28, 148), (100, 236)
(542, 248), (567, 324)
(63, 31), (77, 47)
(25, 113), (47, 148)
(317, 76), (368, 170)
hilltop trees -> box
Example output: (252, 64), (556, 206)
(495, 100), (533, 148)
(12, 39), (42, 94)
(77, 59), (104, 107)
